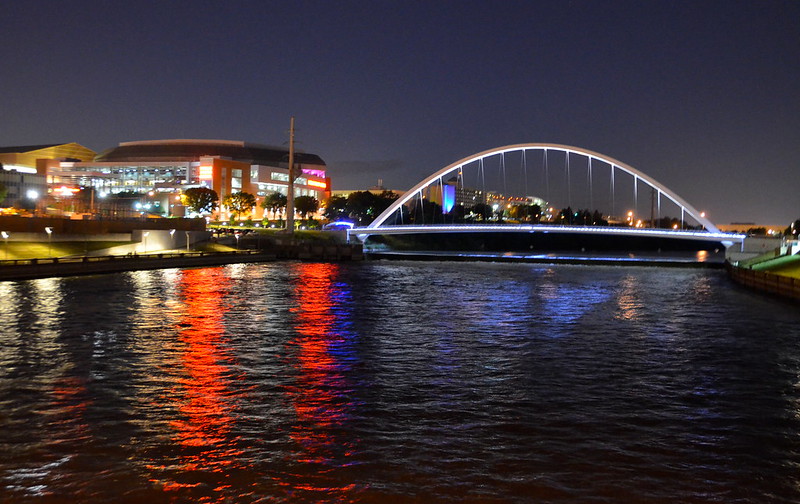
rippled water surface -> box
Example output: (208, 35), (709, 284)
(1, 261), (800, 503)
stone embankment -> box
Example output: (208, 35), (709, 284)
(726, 242), (800, 302)
(726, 262), (800, 302)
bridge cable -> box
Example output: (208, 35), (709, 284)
(522, 149), (528, 199)
(480, 158), (486, 204)
(566, 151), (571, 209)
(439, 177), (444, 223)
(610, 164), (615, 219)
(418, 190), (425, 225)
(501, 152), (507, 198)
(588, 156), (593, 213)
(544, 149), (550, 204)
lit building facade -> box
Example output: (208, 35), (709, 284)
(0, 143), (95, 209)
(49, 139), (330, 219)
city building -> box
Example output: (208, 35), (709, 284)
(331, 179), (405, 200)
(0, 139), (330, 220)
(425, 176), (547, 216)
(0, 143), (96, 210)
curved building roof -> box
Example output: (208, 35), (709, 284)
(94, 139), (326, 167)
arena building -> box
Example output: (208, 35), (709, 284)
(1, 140), (329, 219)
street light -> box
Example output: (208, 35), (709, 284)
(1, 231), (8, 260)
(143, 231), (149, 254)
(235, 233), (241, 250)
(169, 229), (176, 250)
(185, 231), (191, 252)
(45, 227), (53, 257)
(26, 190), (39, 215)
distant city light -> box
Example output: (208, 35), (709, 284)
(55, 186), (79, 197)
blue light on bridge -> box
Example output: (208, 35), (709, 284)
(442, 185), (456, 213)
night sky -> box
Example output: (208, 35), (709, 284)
(3, 0), (798, 225)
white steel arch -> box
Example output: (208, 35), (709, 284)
(367, 143), (720, 233)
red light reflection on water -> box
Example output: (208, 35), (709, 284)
(150, 267), (246, 499)
(280, 262), (362, 500)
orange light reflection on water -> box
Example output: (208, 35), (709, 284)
(280, 262), (362, 501)
(150, 267), (247, 499)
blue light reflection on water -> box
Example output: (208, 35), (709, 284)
(0, 261), (799, 502)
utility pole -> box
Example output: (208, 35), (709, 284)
(286, 116), (295, 235)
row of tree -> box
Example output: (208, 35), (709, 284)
(322, 190), (400, 225)
(181, 187), (320, 220)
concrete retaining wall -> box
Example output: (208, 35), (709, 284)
(726, 262), (800, 302)
(0, 251), (276, 281)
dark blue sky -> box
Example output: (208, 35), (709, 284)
(3, 0), (798, 225)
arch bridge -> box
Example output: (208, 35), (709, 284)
(351, 143), (745, 246)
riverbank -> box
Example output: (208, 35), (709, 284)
(0, 242), (364, 281)
(726, 252), (800, 302)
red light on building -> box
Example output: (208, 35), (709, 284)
(307, 179), (327, 189)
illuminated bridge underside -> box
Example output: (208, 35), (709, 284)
(368, 143), (723, 236)
(353, 224), (745, 245)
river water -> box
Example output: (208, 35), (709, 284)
(1, 260), (799, 503)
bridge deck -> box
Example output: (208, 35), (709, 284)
(353, 224), (745, 244)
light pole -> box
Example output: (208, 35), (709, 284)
(45, 227), (53, 257)
(185, 231), (191, 252)
(26, 190), (39, 216)
(143, 231), (149, 254)
(169, 229), (176, 250)
(1, 232), (8, 260)
(235, 233), (241, 250)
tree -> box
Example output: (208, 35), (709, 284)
(324, 195), (348, 221)
(470, 203), (492, 221)
(294, 195), (319, 219)
(261, 192), (287, 218)
(223, 191), (256, 220)
(182, 187), (218, 214)
(372, 190), (400, 215)
(346, 191), (377, 225)
(409, 198), (443, 224)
